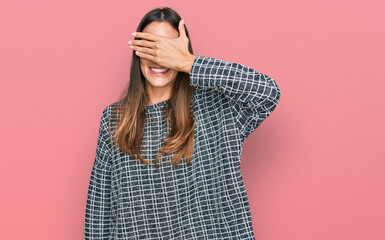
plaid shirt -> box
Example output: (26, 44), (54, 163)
(85, 55), (281, 239)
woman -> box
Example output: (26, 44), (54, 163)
(85, 7), (281, 240)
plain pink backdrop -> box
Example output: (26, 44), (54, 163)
(1, 1), (384, 239)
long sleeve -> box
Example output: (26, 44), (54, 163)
(85, 107), (113, 239)
(189, 55), (281, 141)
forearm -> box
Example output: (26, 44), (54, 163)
(188, 55), (281, 139)
(188, 55), (281, 106)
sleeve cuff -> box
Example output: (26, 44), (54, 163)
(188, 55), (216, 87)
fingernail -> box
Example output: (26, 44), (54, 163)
(181, 19), (184, 25)
(132, 32), (136, 36)
(128, 40), (132, 44)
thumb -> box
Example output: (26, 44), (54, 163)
(178, 19), (187, 39)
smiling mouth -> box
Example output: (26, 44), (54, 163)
(149, 67), (169, 74)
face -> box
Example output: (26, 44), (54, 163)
(139, 21), (179, 90)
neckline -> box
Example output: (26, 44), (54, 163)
(145, 99), (168, 112)
(144, 87), (197, 113)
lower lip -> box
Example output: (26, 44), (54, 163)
(149, 67), (169, 75)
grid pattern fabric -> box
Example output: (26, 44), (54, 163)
(85, 55), (281, 239)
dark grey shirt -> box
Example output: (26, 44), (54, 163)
(85, 55), (281, 239)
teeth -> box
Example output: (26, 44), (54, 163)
(150, 67), (168, 73)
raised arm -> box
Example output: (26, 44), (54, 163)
(188, 55), (281, 141)
(84, 106), (113, 239)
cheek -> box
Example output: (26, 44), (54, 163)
(140, 63), (149, 75)
(140, 59), (149, 68)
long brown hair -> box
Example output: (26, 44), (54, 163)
(108, 7), (196, 169)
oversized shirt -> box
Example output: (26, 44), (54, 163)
(85, 55), (281, 239)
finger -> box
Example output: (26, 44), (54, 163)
(130, 45), (155, 55)
(178, 19), (187, 39)
(129, 39), (156, 48)
(135, 50), (156, 62)
(132, 32), (160, 41)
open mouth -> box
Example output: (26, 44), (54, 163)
(149, 67), (169, 74)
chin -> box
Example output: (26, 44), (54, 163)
(147, 80), (171, 88)
(144, 72), (177, 87)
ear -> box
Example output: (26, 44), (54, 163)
(178, 19), (187, 39)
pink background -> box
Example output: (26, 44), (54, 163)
(1, 1), (384, 239)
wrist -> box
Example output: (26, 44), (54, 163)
(180, 54), (196, 73)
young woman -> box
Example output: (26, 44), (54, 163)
(85, 7), (281, 240)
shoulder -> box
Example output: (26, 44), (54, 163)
(191, 85), (233, 119)
(192, 85), (219, 104)
(102, 100), (123, 120)
(98, 101), (124, 135)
